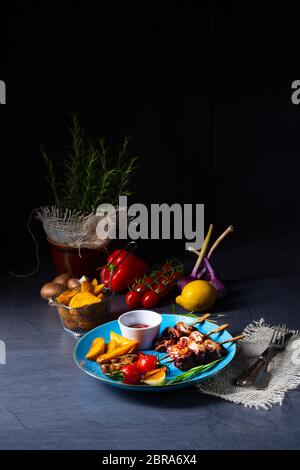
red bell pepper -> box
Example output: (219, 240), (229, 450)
(100, 249), (149, 293)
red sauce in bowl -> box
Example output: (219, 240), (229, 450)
(129, 323), (149, 329)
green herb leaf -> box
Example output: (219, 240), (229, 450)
(41, 115), (139, 212)
(164, 359), (221, 385)
(182, 312), (199, 319)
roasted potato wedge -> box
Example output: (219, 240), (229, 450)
(85, 338), (105, 361)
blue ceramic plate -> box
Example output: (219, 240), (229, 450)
(73, 314), (236, 391)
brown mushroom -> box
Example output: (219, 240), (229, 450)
(40, 282), (65, 301)
(52, 273), (72, 286)
(67, 277), (81, 289)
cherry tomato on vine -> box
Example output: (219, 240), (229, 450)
(125, 291), (143, 308)
(166, 279), (177, 289)
(121, 364), (142, 385)
(162, 263), (172, 272)
(156, 275), (168, 284)
(171, 271), (182, 280)
(136, 354), (158, 373)
(153, 284), (169, 298)
(141, 290), (159, 308)
(134, 283), (146, 293)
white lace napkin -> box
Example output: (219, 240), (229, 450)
(197, 319), (300, 409)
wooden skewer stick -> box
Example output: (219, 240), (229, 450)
(220, 335), (244, 345)
(160, 353), (171, 361)
(207, 225), (234, 259)
(160, 323), (230, 360)
(191, 313), (211, 326)
(206, 323), (230, 337)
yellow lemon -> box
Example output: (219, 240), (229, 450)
(176, 280), (217, 312)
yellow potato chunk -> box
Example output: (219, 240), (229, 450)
(96, 341), (139, 364)
(81, 280), (92, 293)
(91, 278), (98, 289)
(94, 283), (105, 295)
(110, 331), (134, 346)
(85, 338), (105, 361)
(105, 339), (118, 354)
(69, 292), (101, 308)
(56, 288), (80, 306)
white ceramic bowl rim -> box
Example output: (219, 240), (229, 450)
(118, 310), (162, 330)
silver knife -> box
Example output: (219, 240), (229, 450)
(234, 332), (293, 387)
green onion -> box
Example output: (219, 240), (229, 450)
(164, 359), (221, 385)
(181, 312), (198, 319)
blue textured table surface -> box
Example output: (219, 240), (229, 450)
(1, 232), (300, 450)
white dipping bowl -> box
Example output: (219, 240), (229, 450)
(118, 310), (162, 350)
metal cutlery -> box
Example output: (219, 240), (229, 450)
(234, 324), (292, 389)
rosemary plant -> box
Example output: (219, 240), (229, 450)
(41, 115), (139, 212)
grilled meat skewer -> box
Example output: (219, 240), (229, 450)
(153, 338), (176, 352)
(153, 314), (226, 352)
(164, 324), (231, 371)
(153, 314), (212, 352)
(171, 338), (228, 371)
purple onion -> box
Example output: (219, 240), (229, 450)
(177, 274), (195, 291)
(177, 257), (227, 299)
(197, 258), (227, 298)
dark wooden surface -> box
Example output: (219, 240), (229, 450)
(1, 231), (300, 450)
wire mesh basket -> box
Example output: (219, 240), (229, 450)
(53, 287), (113, 337)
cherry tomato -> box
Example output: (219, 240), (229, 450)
(153, 283), (169, 297)
(162, 263), (172, 272)
(144, 276), (154, 285)
(121, 364), (142, 385)
(125, 291), (143, 308)
(136, 354), (158, 373)
(165, 279), (176, 289)
(156, 275), (168, 283)
(152, 270), (163, 278)
(171, 271), (182, 280)
(142, 290), (159, 308)
(134, 283), (146, 293)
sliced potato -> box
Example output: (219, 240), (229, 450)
(110, 331), (134, 347)
(97, 342), (139, 364)
(91, 278), (98, 289)
(81, 280), (92, 293)
(85, 338), (105, 361)
(106, 339), (118, 353)
(94, 283), (105, 295)
(56, 288), (80, 306)
(127, 344), (139, 353)
(91, 338), (104, 346)
(69, 292), (100, 308)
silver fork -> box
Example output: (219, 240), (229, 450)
(252, 323), (287, 389)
